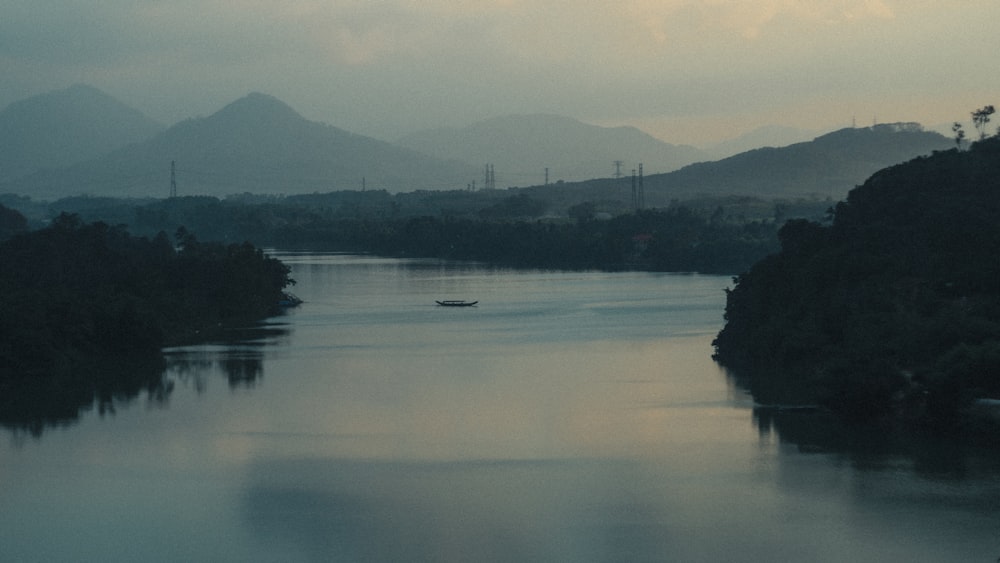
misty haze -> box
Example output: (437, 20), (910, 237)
(3, 2), (1000, 562)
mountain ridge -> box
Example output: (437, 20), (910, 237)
(398, 113), (707, 185)
(5, 92), (479, 199)
(642, 122), (953, 201)
(0, 84), (165, 182)
(0, 86), (959, 202)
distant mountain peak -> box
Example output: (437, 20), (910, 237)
(211, 92), (306, 124)
(0, 84), (164, 182)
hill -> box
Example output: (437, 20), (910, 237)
(643, 123), (954, 201)
(713, 136), (1000, 433)
(0, 84), (164, 183)
(4, 93), (479, 200)
(704, 125), (821, 159)
(518, 123), (953, 211)
(397, 114), (707, 185)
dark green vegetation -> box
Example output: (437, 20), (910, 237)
(5, 190), (802, 274)
(353, 208), (779, 273)
(713, 137), (1000, 437)
(0, 213), (294, 434)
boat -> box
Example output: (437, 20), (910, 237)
(277, 292), (303, 307)
(435, 300), (478, 307)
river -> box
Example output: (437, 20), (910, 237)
(1, 253), (998, 562)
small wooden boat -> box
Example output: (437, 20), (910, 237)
(435, 300), (478, 307)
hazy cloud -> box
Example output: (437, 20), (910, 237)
(1, 0), (997, 145)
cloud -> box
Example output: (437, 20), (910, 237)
(1, 0), (996, 144)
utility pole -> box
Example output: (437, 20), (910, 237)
(545, 167), (549, 186)
(170, 160), (177, 198)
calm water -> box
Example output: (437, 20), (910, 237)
(1, 254), (998, 562)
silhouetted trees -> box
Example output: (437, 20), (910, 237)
(952, 122), (966, 150)
(0, 204), (27, 239)
(0, 215), (294, 434)
(714, 136), (1000, 436)
(972, 105), (995, 140)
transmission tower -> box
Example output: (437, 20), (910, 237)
(170, 160), (177, 198)
(631, 164), (645, 211)
(613, 160), (624, 179)
(484, 163), (496, 190)
(638, 163), (644, 210)
(631, 169), (637, 211)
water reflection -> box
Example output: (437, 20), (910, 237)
(0, 357), (168, 438)
(2, 322), (291, 438)
(242, 457), (673, 563)
(5, 255), (999, 562)
(164, 322), (292, 393)
(752, 406), (1000, 493)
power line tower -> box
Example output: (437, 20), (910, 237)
(170, 160), (177, 198)
(631, 164), (645, 211)
(631, 168), (637, 211)
(638, 163), (644, 210)
(613, 160), (624, 179)
(483, 163), (495, 190)
(545, 167), (549, 186)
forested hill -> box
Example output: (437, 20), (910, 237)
(0, 215), (294, 434)
(713, 137), (1000, 434)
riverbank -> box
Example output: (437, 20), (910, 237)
(714, 137), (1000, 438)
(0, 214), (294, 434)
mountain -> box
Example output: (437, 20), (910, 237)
(704, 125), (822, 159)
(6, 93), (479, 200)
(0, 84), (164, 183)
(397, 114), (707, 186)
(641, 123), (954, 202)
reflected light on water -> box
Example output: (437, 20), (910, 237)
(3, 254), (999, 563)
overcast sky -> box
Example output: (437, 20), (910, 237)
(2, 1), (998, 146)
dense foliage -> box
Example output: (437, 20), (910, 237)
(268, 208), (780, 274)
(0, 214), (293, 433)
(16, 192), (790, 275)
(713, 138), (1000, 433)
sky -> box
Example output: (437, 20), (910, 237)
(2, 0), (999, 147)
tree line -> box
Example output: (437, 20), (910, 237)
(0, 213), (294, 434)
(713, 135), (1000, 438)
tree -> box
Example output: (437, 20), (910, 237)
(971, 105), (995, 140)
(952, 122), (966, 150)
